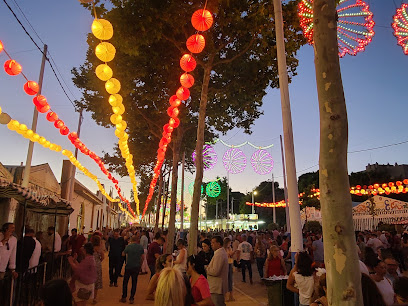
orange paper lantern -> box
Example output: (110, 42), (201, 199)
(37, 104), (50, 113)
(180, 54), (197, 72)
(186, 34), (205, 53)
(176, 87), (190, 100)
(46, 112), (58, 122)
(33, 95), (48, 107)
(24, 81), (39, 95)
(180, 73), (195, 88)
(4, 59), (22, 75)
(60, 126), (70, 135)
(54, 119), (65, 129)
(191, 9), (213, 31)
(167, 106), (179, 118)
(169, 95), (181, 107)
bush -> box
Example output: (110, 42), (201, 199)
(304, 221), (322, 233)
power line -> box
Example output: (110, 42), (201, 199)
(348, 139), (408, 154)
(11, 0), (45, 45)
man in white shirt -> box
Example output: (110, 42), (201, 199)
(29, 231), (41, 269)
(0, 223), (18, 280)
(45, 226), (61, 253)
(236, 234), (253, 284)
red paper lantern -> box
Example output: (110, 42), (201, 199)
(180, 73), (195, 88)
(0, 41), (3, 54)
(167, 106), (179, 118)
(176, 87), (190, 100)
(180, 54), (197, 72)
(37, 104), (50, 113)
(68, 132), (78, 141)
(169, 95), (181, 107)
(54, 119), (65, 129)
(163, 123), (173, 134)
(404, 179), (408, 185)
(33, 95), (48, 107)
(191, 9), (213, 31)
(173, 118), (180, 128)
(186, 34), (205, 53)
(60, 126), (70, 135)
(23, 81), (39, 96)
(4, 59), (22, 76)
(46, 112), (58, 122)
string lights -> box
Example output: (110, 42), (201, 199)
(90, 12), (140, 218)
(298, 0), (375, 57)
(392, 3), (408, 55)
(141, 8), (214, 218)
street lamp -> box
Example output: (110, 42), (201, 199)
(252, 190), (257, 214)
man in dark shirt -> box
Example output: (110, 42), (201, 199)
(16, 228), (36, 272)
(69, 228), (86, 261)
(108, 229), (125, 286)
(147, 233), (164, 279)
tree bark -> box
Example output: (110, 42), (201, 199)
(154, 172), (163, 235)
(166, 127), (183, 253)
(313, 0), (363, 304)
(161, 171), (171, 231)
(188, 56), (214, 255)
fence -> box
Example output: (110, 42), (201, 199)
(353, 208), (408, 231)
(0, 254), (71, 305)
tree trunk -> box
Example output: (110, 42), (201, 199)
(161, 171), (171, 231)
(188, 56), (214, 255)
(166, 127), (183, 253)
(313, 0), (363, 304)
(154, 172), (163, 235)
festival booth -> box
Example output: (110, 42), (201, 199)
(353, 196), (408, 231)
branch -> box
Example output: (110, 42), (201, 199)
(213, 36), (256, 67)
(162, 34), (206, 67)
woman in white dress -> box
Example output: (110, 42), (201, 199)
(173, 239), (187, 274)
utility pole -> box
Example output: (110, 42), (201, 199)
(180, 152), (185, 232)
(22, 45), (48, 188)
(226, 172), (230, 229)
(273, 0), (303, 252)
(272, 173), (276, 223)
(68, 109), (83, 200)
(280, 135), (290, 231)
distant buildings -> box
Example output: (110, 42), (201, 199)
(365, 162), (408, 179)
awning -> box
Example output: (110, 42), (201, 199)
(0, 178), (73, 216)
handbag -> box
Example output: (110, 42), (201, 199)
(77, 287), (92, 300)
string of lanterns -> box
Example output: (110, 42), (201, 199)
(206, 138), (274, 149)
(141, 8), (214, 218)
(0, 110), (138, 219)
(90, 11), (140, 218)
(0, 40), (136, 218)
(246, 201), (302, 208)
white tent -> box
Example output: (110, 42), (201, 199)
(353, 195), (408, 231)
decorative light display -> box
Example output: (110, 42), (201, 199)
(142, 8), (214, 218)
(90, 15), (140, 218)
(298, 0), (375, 57)
(1, 40), (136, 218)
(392, 3), (408, 55)
(223, 148), (247, 174)
(191, 9), (214, 31)
(206, 181), (221, 198)
(250, 149), (274, 175)
(188, 181), (204, 196)
(246, 201), (302, 208)
(192, 144), (218, 171)
(4, 59), (22, 76)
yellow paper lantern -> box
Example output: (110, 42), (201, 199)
(92, 19), (114, 40)
(95, 64), (113, 81)
(110, 114), (122, 125)
(44, 141), (51, 148)
(7, 121), (14, 130)
(11, 120), (20, 130)
(26, 130), (34, 138)
(112, 106), (124, 115)
(49, 144), (56, 151)
(0, 106), (2, 115)
(39, 137), (47, 145)
(32, 134), (40, 142)
(115, 129), (125, 138)
(116, 121), (127, 131)
(105, 78), (121, 94)
(95, 42), (116, 62)
(19, 124), (28, 132)
(108, 94), (122, 107)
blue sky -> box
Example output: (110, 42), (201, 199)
(0, 0), (407, 205)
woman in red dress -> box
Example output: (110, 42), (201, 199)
(265, 245), (287, 277)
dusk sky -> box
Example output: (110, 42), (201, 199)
(0, 0), (407, 208)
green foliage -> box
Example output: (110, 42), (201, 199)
(304, 221), (322, 233)
(267, 223), (279, 230)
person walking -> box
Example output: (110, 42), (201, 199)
(224, 237), (235, 302)
(120, 235), (145, 304)
(207, 236), (229, 306)
(91, 234), (104, 304)
(254, 238), (267, 279)
(107, 229), (125, 287)
(140, 230), (149, 275)
(236, 234), (253, 284)
(147, 233), (165, 279)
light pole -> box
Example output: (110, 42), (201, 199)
(251, 190), (257, 214)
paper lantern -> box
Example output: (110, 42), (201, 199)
(191, 9), (213, 31)
(105, 78), (121, 94)
(163, 123), (173, 134)
(0, 40), (3, 53)
(4, 60), (22, 75)
(92, 19), (113, 40)
(169, 95), (181, 107)
(167, 106), (179, 118)
(33, 95), (48, 107)
(46, 112), (58, 122)
(0, 106), (2, 115)
(95, 42), (116, 62)
(109, 94), (123, 106)
(37, 104), (50, 113)
(23, 81), (39, 95)
(173, 118), (180, 128)
(186, 34), (205, 53)
(60, 126), (70, 135)
(180, 73), (194, 88)
(180, 54), (197, 72)
(176, 87), (190, 100)
(95, 64), (113, 81)
(68, 132), (78, 141)
(112, 105), (124, 115)
(116, 121), (127, 130)
(54, 119), (65, 129)
(110, 114), (122, 125)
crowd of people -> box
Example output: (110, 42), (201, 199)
(1, 221), (408, 305)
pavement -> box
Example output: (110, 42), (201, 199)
(94, 254), (269, 305)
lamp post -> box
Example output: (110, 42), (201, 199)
(251, 190), (257, 214)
